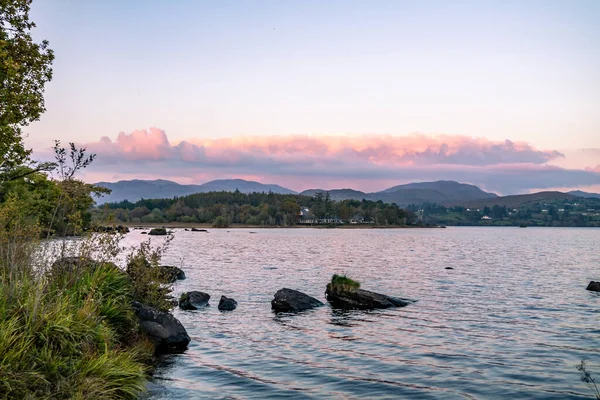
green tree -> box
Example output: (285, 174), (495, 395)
(0, 0), (54, 178)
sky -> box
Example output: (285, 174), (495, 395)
(25, 0), (600, 194)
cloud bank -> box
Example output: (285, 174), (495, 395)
(76, 128), (599, 194)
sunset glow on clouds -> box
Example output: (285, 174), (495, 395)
(70, 128), (600, 194)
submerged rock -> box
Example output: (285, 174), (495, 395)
(179, 291), (211, 310)
(587, 281), (600, 292)
(191, 228), (208, 232)
(218, 295), (238, 311)
(325, 283), (414, 310)
(131, 301), (190, 353)
(445, 267), (454, 270)
(159, 266), (186, 283)
(148, 228), (167, 236)
(271, 288), (324, 312)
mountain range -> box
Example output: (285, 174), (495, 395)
(95, 179), (295, 204)
(95, 178), (599, 207)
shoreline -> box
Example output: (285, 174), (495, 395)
(119, 222), (445, 230)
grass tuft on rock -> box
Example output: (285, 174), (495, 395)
(330, 274), (360, 290)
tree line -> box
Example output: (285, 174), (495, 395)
(97, 190), (417, 227)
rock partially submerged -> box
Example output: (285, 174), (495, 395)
(179, 291), (210, 310)
(148, 228), (168, 236)
(131, 301), (190, 353)
(218, 295), (238, 311)
(191, 228), (208, 232)
(271, 288), (324, 312)
(159, 265), (186, 283)
(587, 281), (600, 292)
(325, 275), (414, 310)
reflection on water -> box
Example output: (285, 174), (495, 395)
(123, 227), (600, 399)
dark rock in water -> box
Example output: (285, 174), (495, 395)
(159, 266), (186, 283)
(131, 301), (190, 353)
(587, 281), (600, 292)
(191, 228), (208, 232)
(445, 267), (454, 270)
(141, 231), (148, 234)
(218, 295), (238, 311)
(326, 283), (414, 310)
(148, 228), (168, 236)
(179, 291), (210, 310)
(271, 288), (324, 312)
(184, 228), (189, 231)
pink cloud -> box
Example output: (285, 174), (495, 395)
(48, 128), (598, 194)
(86, 128), (563, 167)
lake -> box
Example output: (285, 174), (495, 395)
(121, 227), (600, 399)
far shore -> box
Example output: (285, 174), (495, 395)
(118, 222), (445, 230)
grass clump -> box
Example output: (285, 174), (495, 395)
(0, 260), (152, 399)
(331, 274), (361, 290)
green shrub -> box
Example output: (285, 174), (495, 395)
(212, 216), (229, 228)
(330, 274), (361, 290)
(125, 239), (173, 312)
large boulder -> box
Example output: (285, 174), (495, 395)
(326, 284), (414, 310)
(218, 295), (237, 311)
(148, 228), (167, 236)
(131, 301), (190, 353)
(271, 288), (324, 312)
(159, 266), (186, 283)
(587, 281), (600, 292)
(179, 291), (210, 310)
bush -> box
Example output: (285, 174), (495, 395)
(212, 215), (229, 228)
(330, 274), (361, 290)
(125, 239), (173, 312)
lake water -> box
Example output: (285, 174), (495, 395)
(122, 227), (600, 399)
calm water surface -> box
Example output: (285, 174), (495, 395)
(122, 227), (600, 399)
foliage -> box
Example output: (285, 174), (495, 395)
(0, 224), (152, 399)
(212, 215), (229, 228)
(577, 360), (600, 400)
(98, 191), (415, 227)
(330, 274), (360, 290)
(0, 0), (54, 175)
(125, 238), (173, 312)
(407, 197), (600, 227)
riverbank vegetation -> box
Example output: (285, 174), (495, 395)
(1, 2), (175, 397)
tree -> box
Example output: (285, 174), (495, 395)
(1, 0), (54, 177)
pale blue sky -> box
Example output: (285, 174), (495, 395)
(28, 0), (599, 152)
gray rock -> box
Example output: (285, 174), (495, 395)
(131, 301), (190, 353)
(218, 295), (237, 311)
(148, 228), (167, 236)
(179, 291), (210, 310)
(271, 288), (324, 312)
(159, 265), (186, 283)
(326, 284), (415, 310)
(587, 281), (600, 292)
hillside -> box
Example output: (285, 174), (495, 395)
(461, 191), (576, 208)
(299, 189), (370, 201)
(96, 179), (296, 204)
(300, 181), (498, 206)
(568, 190), (600, 199)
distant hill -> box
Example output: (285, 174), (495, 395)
(299, 188), (369, 201)
(461, 191), (576, 208)
(96, 179), (296, 204)
(299, 181), (498, 207)
(568, 190), (600, 199)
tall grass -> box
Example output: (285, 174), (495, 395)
(0, 196), (173, 399)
